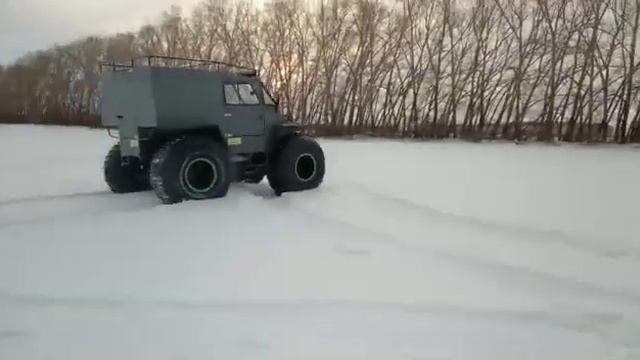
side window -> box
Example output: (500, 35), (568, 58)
(224, 84), (241, 104)
(237, 84), (260, 104)
(224, 83), (259, 105)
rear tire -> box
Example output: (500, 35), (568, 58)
(149, 136), (230, 204)
(104, 144), (150, 193)
(267, 136), (325, 194)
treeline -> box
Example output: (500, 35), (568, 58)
(3, 0), (640, 142)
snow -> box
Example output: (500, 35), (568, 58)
(0, 124), (639, 359)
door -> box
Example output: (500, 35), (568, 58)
(221, 81), (264, 136)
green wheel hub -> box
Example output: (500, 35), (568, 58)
(294, 153), (317, 182)
(183, 157), (218, 194)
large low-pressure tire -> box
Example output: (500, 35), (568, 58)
(149, 136), (230, 204)
(268, 136), (325, 195)
(104, 144), (150, 193)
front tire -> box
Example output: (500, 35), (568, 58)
(268, 136), (325, 194)
(149, 136), (230, 204)
(104, 144), (150, 193)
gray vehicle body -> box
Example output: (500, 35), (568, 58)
(101, 58), (292, 162)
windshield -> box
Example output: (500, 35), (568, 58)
(261, 85), (276, 106)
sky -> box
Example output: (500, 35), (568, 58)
(0, 0), (202, 65)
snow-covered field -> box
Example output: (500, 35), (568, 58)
(1, 124), (639, 360)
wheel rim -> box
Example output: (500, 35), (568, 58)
(294, 153), (316, 182)
(183, 158), (218, 194)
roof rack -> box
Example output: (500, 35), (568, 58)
(100, 56), (258, 76)
(139, 55), (257, 76)
(99, 62), (134, 73)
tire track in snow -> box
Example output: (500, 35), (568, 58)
(335, 183), (639, 260)
(2, 182), (638, 304)
(288, 196), (640, 306)
(0, 191), (159, 229)
(271, 189), (640, 348)
(0, 291), (627, 336)
(0, 191), (112, 207)
(0, 184), (266, 229)
(246, 181), (637, 260)
(269, 185), (640, 304)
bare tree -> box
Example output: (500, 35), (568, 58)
(1, 0), (640, 143)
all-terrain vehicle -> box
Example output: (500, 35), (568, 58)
(100, 56), (325, 204)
